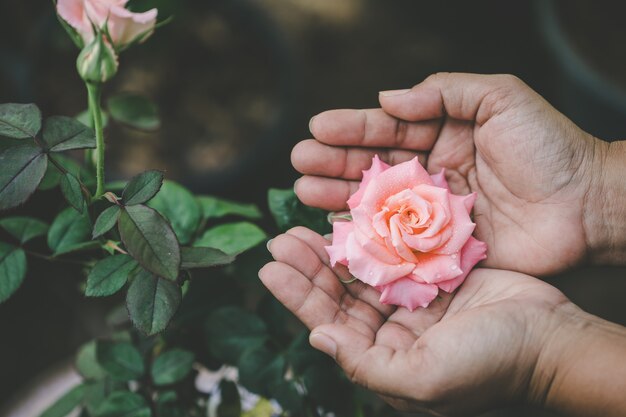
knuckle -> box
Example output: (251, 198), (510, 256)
(286, 225), (311, 236)
(425, 72), (451, 84)
(496, 73), (527, 92)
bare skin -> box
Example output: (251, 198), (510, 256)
(260, 227), (626, 417)
(291, 73), (626, 275)
(262, 73), (626, 415)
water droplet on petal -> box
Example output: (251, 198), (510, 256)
(451, 254), (457, 259)
(450, 264), (457, 270)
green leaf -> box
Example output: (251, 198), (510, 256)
(287, 332), (327, 375)
(268, 188), (330, 235)
(122, 170), (163, 206)
(96, 341), (145, 381)
(0, 137), (23, 153)
(0, 242), (27, 304)
(38, 154), (84, 191)
(86, 255), (137, 297)
(47, 207), (92, 256)
(118, 204), (180, 281)
(93, 206), (121, 238)
(238, 347), (285, 397)
(151, 348), (195, 386)
(42, 116), (96, 152)
(156, 391), (183, 417)
(0, 103), (41, 139)
(93, 391), (150, 417)
(60, 172), (85, 213)
(0, 216), (48, 243)
(76, 341), (108, 380)
(0, 144), (47, 211)
(126, 268), (181, 335)
(194, 222), (266, 255)
(148, 181), (201, 245)
(205, 306), (268, 364)
(83, 380), (125, 416)
(180, 246), (234, 269)
(301, 364), (342, 407)
(270, 380), (304, 414)
(197, 196), (262, 220)
(38, 383), (86, 417)
(107, 94), (160, 131)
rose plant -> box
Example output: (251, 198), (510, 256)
(326, 156), (487, 310)
(0, 2), (400, 417)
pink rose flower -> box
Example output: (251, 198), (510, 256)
(325, 156), (487, 311)
(57, 0), (157, 48)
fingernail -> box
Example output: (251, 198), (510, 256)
(379, 89), (410, 97)
(293, 177), (300, 193)
(310, 332), (337, 359)
(323, 233), (333, 241)
(266, 238), (273, 252)
(308, 115), (316, 134)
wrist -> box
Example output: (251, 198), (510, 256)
(583, 139), (626, 265)
(529, 303), (626, 416)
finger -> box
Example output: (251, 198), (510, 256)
(294, 176), (358, 211)
(309, 108), (442, 151)
(285, 226), (396, 318)
(268, 233), (384, 333)
(291, 139), (426, 180)
(385, 291), (453, 337)
(379, 72), (526, 123)
(310, 323), (424, 399)
(259, 262), (375, 337)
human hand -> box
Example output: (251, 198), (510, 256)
(292, 73), (626, 275)
(260, 227), (570, 416)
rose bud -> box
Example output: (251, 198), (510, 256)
(76, 33), (119, 83)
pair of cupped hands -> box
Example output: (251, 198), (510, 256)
(259, 73), (626, 416)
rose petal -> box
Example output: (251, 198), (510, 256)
(404, 185), (451, 238)
(372, 206), (391, 238)
(412, 251), (463, 284)
(430, 168), (450, 190)
(57, 0), (92, 41)
(432, 193), (476, 255)
(462, 192), (477, 213)
(107, 5), (158, 46)
(325, 221), (353, 267)
(378, 278), (439, 311)
(359, 157), (434, 214)
(346, 233), (414, 287)
(437, 236), (487, 293)
(347, 155), (390, 209)
(388, 215), (419, 262)
(353, 224), (403, 265)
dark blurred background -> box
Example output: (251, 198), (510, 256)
(2, 0), (626, 415)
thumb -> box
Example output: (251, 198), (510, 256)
(379, 72), (525, 123)
(309, 323), (422, 399)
